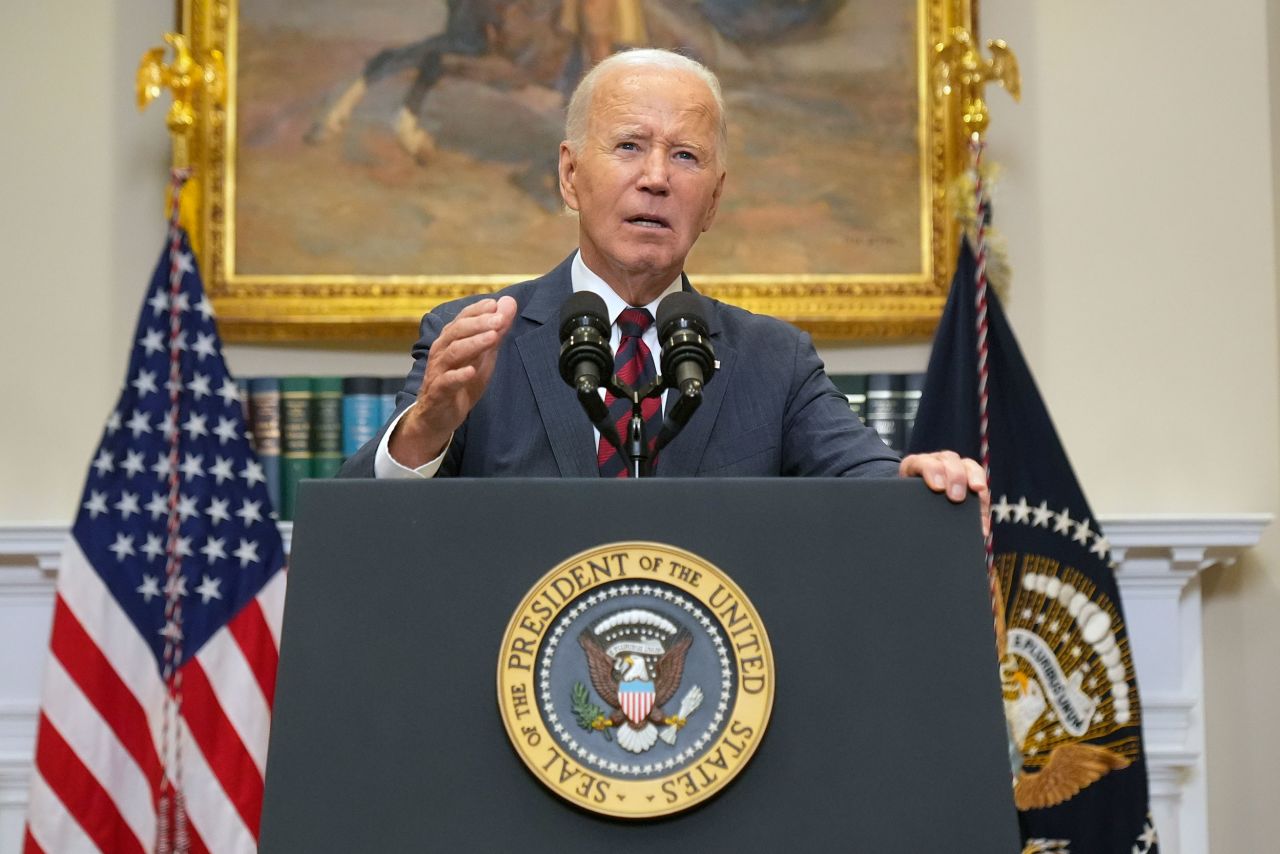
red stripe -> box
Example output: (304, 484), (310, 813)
(180, 658), (265, 838)
(22, 826), (46, 854)
(34, 714), (146, 854)
(49, 596), (163, 799)
(227, 599), (280, 708)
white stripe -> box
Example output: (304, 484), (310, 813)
(194, 626), (271, 773)
(255, 570), (287, 647)
(40, 656), (158, 848)
(176, 717), (257, 854)
(58, 542), (167, 749)
(25, 770), (103, 854)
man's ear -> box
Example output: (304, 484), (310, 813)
(701, 169), (727, 232)
(558, 141), (580, 212)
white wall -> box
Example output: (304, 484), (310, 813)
(2, 1), (1278, 850)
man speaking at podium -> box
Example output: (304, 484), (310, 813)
(340, 48), (986, 512)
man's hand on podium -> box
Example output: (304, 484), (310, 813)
(899, 451), (991, 537)
(390, 296), (518, 468)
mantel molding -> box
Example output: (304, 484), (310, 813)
(0, 516), (1266, 574)
(1099, 513), (1270, 562)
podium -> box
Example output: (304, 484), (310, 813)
(260, 479), (1020, 852)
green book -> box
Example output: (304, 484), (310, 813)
(311, 376), (344, 480)
(280, 376), (314, 521)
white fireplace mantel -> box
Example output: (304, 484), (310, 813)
(0, 515), (1268, 852)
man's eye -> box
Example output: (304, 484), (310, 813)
(617, 141), (639, 151)
(675, 151), (697, 162)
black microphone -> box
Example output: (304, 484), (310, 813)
(557, 292), (618, 448)
(657, 292), (716, 399)
(558, 291), (612, 398)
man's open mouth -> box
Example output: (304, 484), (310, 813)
(626, 215), (670, 229)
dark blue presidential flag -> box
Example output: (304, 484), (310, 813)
(908, 243), (1158, 853)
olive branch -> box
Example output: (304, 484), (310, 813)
(571, 682), (613, 741)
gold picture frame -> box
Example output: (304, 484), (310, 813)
(187, 0), (968, 343)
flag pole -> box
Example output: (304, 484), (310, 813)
(136, 5), (225, 847)
(933, 2), (1021, 650)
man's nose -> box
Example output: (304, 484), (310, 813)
(635, 148), (670, 194)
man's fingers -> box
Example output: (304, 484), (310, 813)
(962, 458), (992, 537)
(433, 364), (479, 389)
(940, 454), (968, 502)
(963, 458), (988, 493)
(434, 328), (503, 372)
(900, 451), (979, 503)
(437, 303), (511, 346)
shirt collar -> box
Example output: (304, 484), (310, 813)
(571, 251), (682, 326)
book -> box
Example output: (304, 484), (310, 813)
(311, 376), (344, 480)
(381, 376), (403, 424)
(342, 376), (383, 458)
(901, 372), (926, 451)
(280, 377), (314, 521)
(865, 373), (905, 452)
(247, 377), (282, 518)
(236, 378), (252, 427)
(829, 373), (869, 424)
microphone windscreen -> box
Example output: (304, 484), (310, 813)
(656, 292), (708, 339)
(559, 291), (611, 339)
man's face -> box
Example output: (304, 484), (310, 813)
(559, 66), (726, 296)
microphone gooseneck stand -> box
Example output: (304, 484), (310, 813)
(558, 291), (716, 478)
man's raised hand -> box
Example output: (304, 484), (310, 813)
(389, 296), (518, 467)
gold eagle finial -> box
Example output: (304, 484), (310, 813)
(135, 33), (225, 169)
(934, 26), (1021, 142)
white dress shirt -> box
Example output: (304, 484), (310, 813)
(374, 251), (681, 478)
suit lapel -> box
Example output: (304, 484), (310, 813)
(654, 287), (734, 477)
(515, 258), (599, 477)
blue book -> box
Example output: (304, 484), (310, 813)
(380, 376), (402, 425)
(342, 377), (383, 458)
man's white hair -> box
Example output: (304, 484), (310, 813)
(564, 48), (728, 166)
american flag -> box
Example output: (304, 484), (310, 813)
(24, 174), (286, 854)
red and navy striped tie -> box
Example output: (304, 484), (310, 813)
(598, 308), (662, 477)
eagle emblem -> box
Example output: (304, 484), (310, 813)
(573, 608), (703, 754)
(998, 565), (1140, 810)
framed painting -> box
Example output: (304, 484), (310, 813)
(188, 0), (967, 342)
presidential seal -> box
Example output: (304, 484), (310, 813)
(497, 542), (774, 819)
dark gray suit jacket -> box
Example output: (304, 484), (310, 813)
(339, 254), (899, 478)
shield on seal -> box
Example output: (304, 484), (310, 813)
(619, 680), (655, 726)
